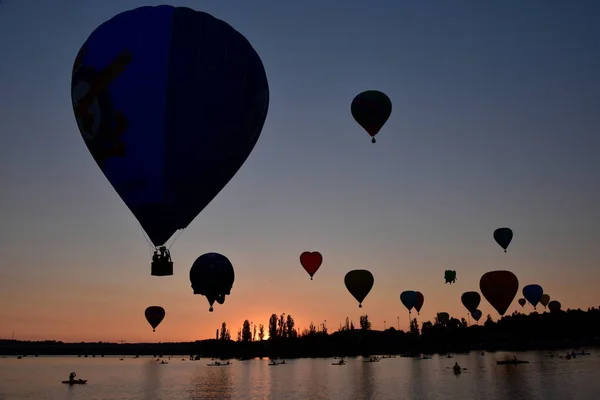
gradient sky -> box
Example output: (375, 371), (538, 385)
(1, 0), (600, 343)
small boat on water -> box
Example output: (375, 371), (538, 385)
(160, 361), (168, 364)
(453, 368), (462, 375)
(62, 379), (87, 385)
(496, 360), (529, 365)
(207, 362), (232, 366)
(332, 360), (346, 366)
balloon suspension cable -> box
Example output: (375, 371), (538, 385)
(139, 224), (156, 255)
(371, 137), (376, 144)
(167, 229), (185, 250)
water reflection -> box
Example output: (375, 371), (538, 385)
(189, 365), (233, 400)
(357, 359), (376, 400)
(142, 360), (160, 400)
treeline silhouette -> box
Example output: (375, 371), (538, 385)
(2, 307), (600, 358)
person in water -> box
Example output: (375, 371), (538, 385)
(454, 362), (461, 370)
(69, 372), (76, 382)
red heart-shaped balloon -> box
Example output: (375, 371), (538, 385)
(300, 251), (323, 280)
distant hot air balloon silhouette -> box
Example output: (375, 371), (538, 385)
(344, 270), (374, 308)
(461, 291), (481, 314)
(437, 312), (450, 324)
(471, 309), (482, 322)
(444, 270), (457, 284)
(351, 90), (392, 143)
(548, 300), (562, 313)
(400, 291), (418, 313)
(144, 306), (165, 332)
(540, 294), (551, 308)
(518, 298), (526, 308)
(190, 253), (235, 312)
(480, 270), (519, 316)
(71, 5), (270, 276)
(522, 284), (544, 310)
(415, 291), (425, 314)
(299, 251), (323, 280)
(493, 228), (513, 252)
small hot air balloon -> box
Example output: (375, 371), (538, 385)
(351, 90), (392, 143)
(400, 291), (418, 313)
(518, 298), (526, 308)
(522, 284), (544, 310)
(71, 5), (269, 277)
(437, 312), (450, 325)
(493, 228), (513, 252)
(299, 251), (322, 280)
(471, 309), (482, 322)
(344, 270), (374, 308)
(540, 294), (550, 308)
(548, 300), (561, 313)
(461, 291), (481, 314)
(444, 270), (457, 284)
(190, 253), (235, 312)
(480, 270), (519, 316)
(145, 306), (165, 332)
(415, 291), (425, 314)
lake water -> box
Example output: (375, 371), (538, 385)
(1, 351), (599, 400)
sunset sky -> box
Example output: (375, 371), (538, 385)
(1, 0), (600, 343)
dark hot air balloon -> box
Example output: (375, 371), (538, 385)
(351, 90), (392, 143)
(540, 294), (550, 308)
(461, 291), (481, 314)
(300, 251), (322, 280)
(493, 228), (513, 252)
(71, 5), (269, 276)
(518, 298), (526, 308)
(145, 306), (165, 332)
(522, 284), (544, 309)
(480, 270), (519, 316)
(548, 300), (561, 313)
(444, 270), (457, 284)
(471, 309), (482, 322)
(190, 253), (235, 312)
(437, 312), (450, 324)
(415, 291), (425, 314)
(344, 270), (374, 308)
(400, 291), (418, 313)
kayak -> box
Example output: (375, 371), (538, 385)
(207, 363), (231, 366)
(332, 362), (346, 365)
(496, 360), (529, 365)
(62, 380), (87, 385)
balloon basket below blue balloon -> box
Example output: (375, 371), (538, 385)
(151, 261), (173, 276)
(371, 137), (376, 143)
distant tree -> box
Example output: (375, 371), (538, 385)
(252, 324), (257, 341)
(484, 314), (495, 328)
(308, 321), (317, 335)
(322, 320), (328, 335)
(345, 317), (351, 331)
(350, 320), (355, 330)
(268, 314), (278, 339)
(421, 321), (433, 335)
(278, 313), (286, 338)
(359, 315), (371, 331)
(409, 318), (419, 335)
(237, 329), (242, 342)
(225, 329), (231, 340)
(286, 315), (296, 338)
(258, 324), (265, 341)
(242, 320), (252, 342)
(460, 318), (468, 328)
(219, 322), (228, 340)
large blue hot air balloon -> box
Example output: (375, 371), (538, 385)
(71, 6), (270, 276)
(522, 284), (544, 310)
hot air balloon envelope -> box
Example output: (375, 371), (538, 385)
(518, 298), (526, 308)
(400, 291), (418, 312)
(344, 270), (374, 308)
(145, 306), (165, 331)
(415, 291), (425, 313)
(480, 270), (519, 316)
(190, 253), (235, 312)
(351, 90), (392, 143)
(471, 309), (482, 322)
(540, 294), (550, 308)
(300, 251), (322, 280)
(461, 291), (481, 314)
(522, 284), (544, 309)
(493, 228), (513, 252)
(71, 6), (269, 256)
(548, 300), (561, 313)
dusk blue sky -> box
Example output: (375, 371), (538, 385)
(1, 0), (599, 342)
